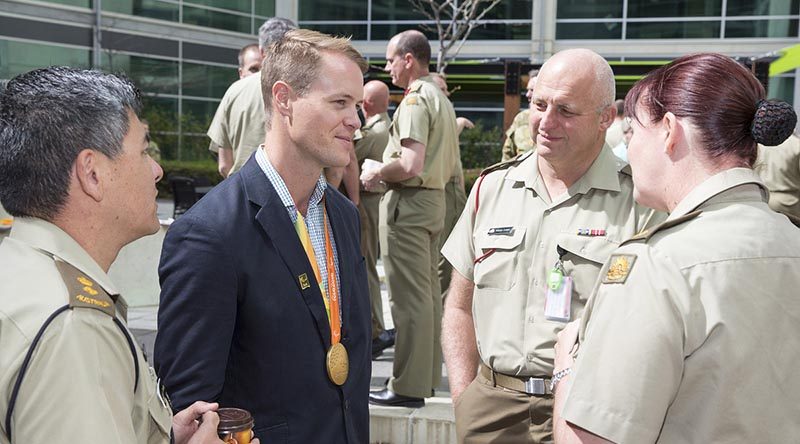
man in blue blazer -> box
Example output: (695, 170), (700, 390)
(154, 30), (372, 444)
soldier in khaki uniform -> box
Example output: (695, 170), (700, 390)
(430, 73), (471, 296)
(501, 71), (538, 161)
(441, 49), (656, 443)
(0, 67), (231, 444)
(208, 18), (295, 178)
(354, 80), (392, 344)
(755, 132), (800, 218)
(363, 30), (458, 407)
(553, 53), (800, 444)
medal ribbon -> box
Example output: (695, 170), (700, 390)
(294, 204), (341, 345)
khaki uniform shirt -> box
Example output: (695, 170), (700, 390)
(355, 112), (390, 193)
(442, 147), (653, 376)
(563, 168), (800, 443)
(383, 75), (458, 189)
(0, 218), (172, 444)
(207, 72), (265, 176)
(755, 134), (800, 218)
(501, 109), (535, 162)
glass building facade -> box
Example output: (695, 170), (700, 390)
(1, 0), (797, 161)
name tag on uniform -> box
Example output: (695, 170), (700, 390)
(544, 276), (572, 322)
(488, 226), (514, 236)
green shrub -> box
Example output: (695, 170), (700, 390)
(157, 160), (221, 198)
(459, 122), (503, 170)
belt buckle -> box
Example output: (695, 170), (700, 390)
(524, 377), (546, 395)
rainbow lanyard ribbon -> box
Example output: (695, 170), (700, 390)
(294, 204), (341, 345)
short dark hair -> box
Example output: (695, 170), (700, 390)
(258, 17), (297, 50)
(393, 30), (431, 65)
(626, 53), (772, 167)
(238, 43), (260, 66)
(0, 67), (141, 220)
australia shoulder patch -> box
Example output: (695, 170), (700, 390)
(602, 254), (637, 284)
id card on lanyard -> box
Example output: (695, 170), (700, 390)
(544, 245), (572, 322)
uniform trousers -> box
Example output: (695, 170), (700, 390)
(438, 175), (467, 297)
(455, 371), (554, 443)
(379, 187), (445, 398)
(358, 191), (384, 338)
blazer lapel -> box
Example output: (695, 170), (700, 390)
(325, 190), (352, 335)
(241, 157), (332, 349)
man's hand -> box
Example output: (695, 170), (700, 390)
(554, 319), (580, 373)
(360, 168), (382, 192)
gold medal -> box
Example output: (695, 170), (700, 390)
(326, 342), (349, 386)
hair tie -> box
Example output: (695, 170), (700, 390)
(750, 99), (797, 146)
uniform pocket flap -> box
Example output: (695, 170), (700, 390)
(556, 234), (619, 264)
(475, 226), (526, 251)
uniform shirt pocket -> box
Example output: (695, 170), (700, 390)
(555, 234), (619, 300)
(473, 226), (526, 290)
(145, 367), (173, 440)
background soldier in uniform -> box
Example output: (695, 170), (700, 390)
(354, 80), (394, 357)
(441, 49), (655, 443)
(207, 17), (296, 178)
(501, 70), (537, 161)
(0, 67), (232, 444)
(756, 131), (800, 219)
(362, 30), (458, 408)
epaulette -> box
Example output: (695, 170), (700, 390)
(480, 149), (534, 177)
(622, 210), (702, 245)
(54, 260), (116, 317)
(620, 162), (632, 177)
(408, 82), (424, 94)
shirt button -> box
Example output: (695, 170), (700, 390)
(539, 242), (544, 249)
(533, 279), (539, 286)
(527, 353), (535, 362)
(528, 316), (535, 323)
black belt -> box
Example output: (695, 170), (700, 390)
(480, 363), (552, 396)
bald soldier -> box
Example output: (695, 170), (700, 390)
(441, 49), (656, 442)
(756, 132), (800, 219)
(208, 17), (296, 178)
(362, 30), (458, 408)
(354, 80), (393, 354)
(501, 70), (538, 161)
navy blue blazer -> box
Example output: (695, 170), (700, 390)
(154, 155), (371, 444)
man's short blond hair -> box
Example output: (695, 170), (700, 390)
(261, 29), (368, 129)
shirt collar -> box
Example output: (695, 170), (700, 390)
(668, 168), (768, 220)
(256, 146), (328, 215)
(505, 145), (624, 194)
(9, 217), (120, 295)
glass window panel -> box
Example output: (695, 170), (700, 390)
(627, 0), (721, 18)
(767, 76), (795, 105)
(726, 19), (798, 37)
(727, 0), (798, 16)
(185, 0), (251, 14)
(479, 0), (534, 20)
(0, 40), (91, 80)
(370, 24), (439, 41)
(102, 54), (179, 95)
(40, 0), (90, 7)
(183, 6), (251, 33)
(626, 21), (721, 38)
(182, 62), (237, 99)
(181, 99), (218, 140)
(142, 97), (178, 125)
(103, 0), (179, 21)
(556, 22), (623, 39)
(299, 0), (366, 20)
(255, 1), (276, 17)
(469, 23), (532, 40)
(302, 24), (368, 40)
(557, 0), (622, 19)
(372, 0), (429, 20)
